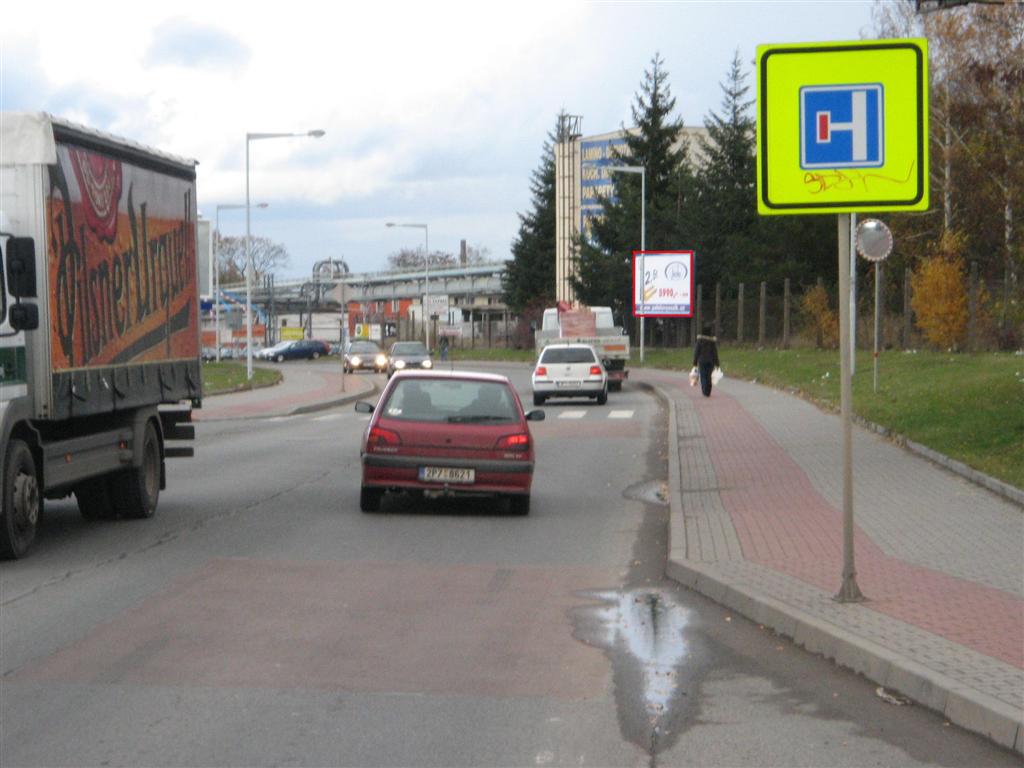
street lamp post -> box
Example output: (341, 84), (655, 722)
(386, 222), (429, 344)
(215, 203), (266, 362)
(607, 165), (646, 363)
(245, 129), (325, 380)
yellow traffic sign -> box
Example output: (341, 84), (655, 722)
(757, 39), (929, 215)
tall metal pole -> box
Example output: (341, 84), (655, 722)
(245, 136), (253, 381)
(836, 213), (863, 603)
(850, 212), (858, 376)
(424, 226), (429, 346)
(215, 207), (221, 362)
(874, 261), (882, 393)
(640, 168), (646, 364)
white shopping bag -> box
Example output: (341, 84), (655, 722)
(711, 367), (724, 385)
(689, 367), (698, 387)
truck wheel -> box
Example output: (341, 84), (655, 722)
(1, 440), (41, 559)
(533, 393), (545, 406)
(509, 494), (530, 516)
(609, 381), (622, 392)
(110, 421), (161, 519)
(360, 486), (382, 512)
(76, 477), (116, 520)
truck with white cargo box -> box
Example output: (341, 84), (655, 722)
(0, 112), (201, 558)
(534, 303), (630, 390)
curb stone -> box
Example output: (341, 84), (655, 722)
(654, 382), (1024, 755)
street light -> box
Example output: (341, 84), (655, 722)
(245, 129), (325, 380)
(215, 202), (266, 362)
(607, 165), (646, 363)
(386, 222), (429, 344)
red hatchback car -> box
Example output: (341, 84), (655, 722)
(355, 370), (545, 514)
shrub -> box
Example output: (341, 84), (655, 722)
(800, 284), (838, 349)
(911, 231), (968, 350)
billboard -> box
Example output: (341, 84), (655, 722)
(580, 135), (629, 241)
(632, 251), (695, 317)
(46, 143), (199, 370)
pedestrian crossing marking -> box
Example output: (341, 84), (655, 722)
(313, 414), (341, 422)
(267, 416), (297, 422)
(558, 411), (587, 420)
(608, 410), (634, 419)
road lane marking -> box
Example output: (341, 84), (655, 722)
(608, 410), (633, 419)
(313, 414), (341, 422)
(557, 411), (587, 419)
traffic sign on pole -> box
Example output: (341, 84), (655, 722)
(757, 39), (929, 215)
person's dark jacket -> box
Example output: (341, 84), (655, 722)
(692, 335), (720, 368)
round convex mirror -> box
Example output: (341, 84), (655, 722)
(855, 219), (894, 262)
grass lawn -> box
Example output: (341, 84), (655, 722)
(452, 344), (1023, 489)
(637, 346), (1024, 489)
(202, 361), (282, 395)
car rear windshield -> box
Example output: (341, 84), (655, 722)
(540, 347), (597, 364)
(382, 379), (518, 423)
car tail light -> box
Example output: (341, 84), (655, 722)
(495, 433), (530, 451)
(589, 365), (603, 376)
(535, 366), (547, 377)
(368, 426), (402, 449)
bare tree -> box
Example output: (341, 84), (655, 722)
(215, 234), (290, 283)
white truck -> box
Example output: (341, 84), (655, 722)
(0, 113), (201, 558)
(534, 304), (630, 390)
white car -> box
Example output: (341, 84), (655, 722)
(531, 343), (608, 406)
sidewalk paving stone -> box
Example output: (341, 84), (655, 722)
(635, 368), (1024, 754)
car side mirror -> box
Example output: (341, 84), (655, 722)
(525, 409), (545, 422)
(354, 401), (375, 414)
(9, 303), (39, 331)
(6, 237), (37, 298)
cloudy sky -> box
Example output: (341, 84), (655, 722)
(3, 0), (877, 279)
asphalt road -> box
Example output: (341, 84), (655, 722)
(0, 363), (1015, 767)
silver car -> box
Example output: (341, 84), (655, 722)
(531, 343), (608, 406)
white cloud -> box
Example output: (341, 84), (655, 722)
(2, 0), (876, 276)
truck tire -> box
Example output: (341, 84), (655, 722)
(533, 393), (545, 406)
(110, 421), (161, 519)
(1, 440), (41, 559)
(76, 477), (116, 520)
(609, 381), (622, 392)
(360, 486), (382, 512)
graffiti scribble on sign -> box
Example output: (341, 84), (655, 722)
(803, 163), (915, 195)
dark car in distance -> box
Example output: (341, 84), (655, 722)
(355, 370), (545, 514)
(386, 341), (433, 378)
(264, 339), (330, 362)
(344, 340), (387, 374)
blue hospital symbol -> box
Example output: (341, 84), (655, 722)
(800, 84), (884, 169)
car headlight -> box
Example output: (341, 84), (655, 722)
(351, 356), (361, 366)
(394, 360), (406, 369)
(422, 359), (433, 369)
(376, 354), (387, 366)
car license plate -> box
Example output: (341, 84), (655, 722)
(419, 466), (475, 483)
(557, 380), (582, 388)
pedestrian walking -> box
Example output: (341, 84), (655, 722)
(692, 323), (720, 397)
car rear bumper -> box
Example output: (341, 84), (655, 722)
(532, 380), (606, 397)
(362, 454), (533, 494)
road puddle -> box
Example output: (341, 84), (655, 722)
(572, 587), (699, 762)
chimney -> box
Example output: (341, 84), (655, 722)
(460, 239), (468, 265)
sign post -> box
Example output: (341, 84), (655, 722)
(757, 38), (928, 603)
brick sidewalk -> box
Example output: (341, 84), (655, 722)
(636, 369), (1024, 754)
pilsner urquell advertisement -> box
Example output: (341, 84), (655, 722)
(45, 143), (198, 372)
